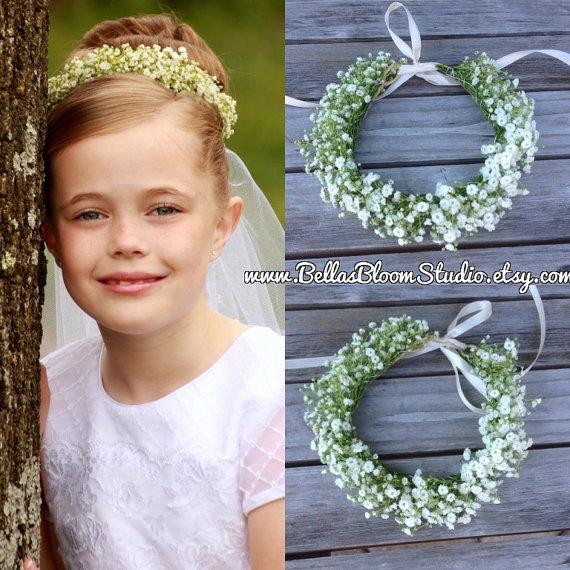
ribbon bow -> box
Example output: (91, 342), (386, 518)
(400, 298), (493, 414)
(286, 284), (546, 415)
(401, 283), (545, 414)
(285, 2), (570, 108)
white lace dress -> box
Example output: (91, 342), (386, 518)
(40, 325), (285, 569)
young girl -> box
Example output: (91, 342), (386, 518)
(25, 13), (284, 570)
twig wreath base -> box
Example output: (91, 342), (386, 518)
(303, 316), (541, 535)
(297, 52), (539, 250)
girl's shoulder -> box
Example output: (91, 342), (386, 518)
(241, 324), (284, 353)
(40, 335), (101, 384)
(235, 325), (284, 373)
(228, 325), (284, 402)
(39, 335), (102, 443)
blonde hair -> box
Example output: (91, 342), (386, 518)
(45, 14), (231, 222)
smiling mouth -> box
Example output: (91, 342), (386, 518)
(100, 277), (165, 285)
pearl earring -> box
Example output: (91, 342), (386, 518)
(211, 250), (216, 257)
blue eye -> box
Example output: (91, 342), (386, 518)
(153, 204), (181, 216)
(75, 211), (102, 222)
(73, 204), (182, 222)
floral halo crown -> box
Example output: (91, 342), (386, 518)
(48, 42), (238, 139)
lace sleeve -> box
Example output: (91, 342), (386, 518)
(239, 395), (285, 516)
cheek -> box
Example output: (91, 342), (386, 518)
(57, 228), (97, 266)
(170, 224), (213, 268)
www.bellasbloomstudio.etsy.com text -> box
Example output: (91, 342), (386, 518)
(244, 260), (570, 294)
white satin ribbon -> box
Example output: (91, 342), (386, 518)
(399, 299), (493, 414)
(286, 285), (546, 415)
(285, 1), (570, 108)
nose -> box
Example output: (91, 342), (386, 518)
(107, 216), (150, 258)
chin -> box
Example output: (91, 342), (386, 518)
(97, 317), (165, 337)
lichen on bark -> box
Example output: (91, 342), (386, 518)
(0, 0), (50, 567)
(0, 457), (41, 569)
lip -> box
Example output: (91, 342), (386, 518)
(97, 275), (168, 295)
(98, 271), (167, 281)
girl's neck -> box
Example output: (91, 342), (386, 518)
(97, 293), (250, 405)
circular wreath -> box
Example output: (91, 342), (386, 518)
(297, 52), (539, 250)
(302, 316), (541, 535)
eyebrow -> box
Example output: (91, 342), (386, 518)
(59, 187), (191, 212)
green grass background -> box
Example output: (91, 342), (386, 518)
(48, 0), (284, 225)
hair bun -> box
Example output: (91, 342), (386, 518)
(75, 14), (229, 92)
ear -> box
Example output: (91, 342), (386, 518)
(212, 196), (243, 255)
(41, 221), (59, 260)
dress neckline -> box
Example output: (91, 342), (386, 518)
(96, 325), (259, 409)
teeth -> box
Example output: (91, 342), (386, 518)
(105, 278), (158, 285)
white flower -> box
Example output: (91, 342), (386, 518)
(296, 52), (539, 452)
(504, 339), (516, 351)
(352, 441), (365, 453)
(49, 43), (237, 138)
(431, 210), (444, 224)
(335, 157), (346, 169)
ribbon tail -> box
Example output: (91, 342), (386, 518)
(494, 49), (570, 70)
(285, 355), (334, 370)
(375, 72), (414, 100)
(452, 363), (486, 415)
(516, 284), (546, 379)
(285, 95), (319, 108)
(441, 346), (487, 414)
(452, 364), (487, 416)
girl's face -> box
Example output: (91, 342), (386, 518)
(42, 114), (242, 336)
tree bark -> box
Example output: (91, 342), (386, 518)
(0, 0), (50, 567)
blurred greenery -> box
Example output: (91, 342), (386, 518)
(48, 0), (284, 225)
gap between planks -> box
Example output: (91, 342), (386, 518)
(285, 528), (570, 561)
(285, 31), (570, 46)
(286, 441), (570, 469)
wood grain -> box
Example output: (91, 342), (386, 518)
(285, 298), (568, 368)
(286, 0), (570, 42)
(286, 159), (570, 256)
(286, 368), (570, 462)
(285, 246), (570, 308)
(286, 533), (570, 568)
(286, 90), (570, 170)
(286, 447), (570, 552)
(286, 36), (570, 101)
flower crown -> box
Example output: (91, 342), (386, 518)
(48, 43), (238, 139)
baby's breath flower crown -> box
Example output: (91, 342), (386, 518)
(303, 316), (541, 535)
(297, 52), (539, 249)
(48, 43), (238, 139)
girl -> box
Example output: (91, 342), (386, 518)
(25, 13), (284, 570)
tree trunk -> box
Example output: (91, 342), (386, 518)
(0, 0), (50, 567)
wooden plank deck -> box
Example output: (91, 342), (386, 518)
(285, 0), (570, 566)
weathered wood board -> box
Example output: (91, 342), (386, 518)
(285, 0), (570, 564)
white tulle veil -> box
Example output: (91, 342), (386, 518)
(40, 148), (284, 358)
